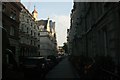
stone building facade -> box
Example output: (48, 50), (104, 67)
(37, 18), (57, 58)
(19, 3), (39, 57)
(68, 2), (120, 69)
(2, 2), (57, 63)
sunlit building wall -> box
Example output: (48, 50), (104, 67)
(37, 19), (57, 58)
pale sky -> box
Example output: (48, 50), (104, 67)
(21, 1), (73, 46)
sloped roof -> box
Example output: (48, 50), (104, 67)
(37, 20), (48, 29)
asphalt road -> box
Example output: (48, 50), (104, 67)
(45, 57), (80, 80)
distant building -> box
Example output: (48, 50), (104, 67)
(37, 18), (57, 58)
(2, 2), (21, 63)
(58, 46), (64, 54)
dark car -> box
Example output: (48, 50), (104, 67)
(19, 56), (47, 79)
(56, 55), (62, 62)
(45, 58), (55, 70)
(47, 55), (58, 67)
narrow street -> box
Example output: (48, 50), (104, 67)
(45, 57), (80, 80)
(1, 1), (120, 80)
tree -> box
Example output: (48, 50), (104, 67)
(62, 43), (68, 54)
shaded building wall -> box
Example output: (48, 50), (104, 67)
(69, 2), (120, 66)
(2, 2), (21, 64)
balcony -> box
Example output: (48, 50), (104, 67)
(40, 31), (49, 36)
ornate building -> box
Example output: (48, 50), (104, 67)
(19, 3), (39, 57)
(37, 18), (57, 58)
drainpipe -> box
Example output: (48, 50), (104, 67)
(84, 3), (88, 57)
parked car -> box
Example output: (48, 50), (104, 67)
(19, 56), (47, 79)
(56, 55), (62, 62)
(47, 55), (58, 66)
(45, 58), (55, 70)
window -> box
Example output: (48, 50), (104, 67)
(34, 26), (36, 29)
(104, 2), (112, 11)
(27, 19), (29, 23)
(27, 27), (28, 33)
(31, 30), (33, 35)
(10, 26), (15, 36)
(2, 3), (6, 12)
(54, 34), (56, 38)
(31, 40), (32, 45)
(34, 41), (35, 45)
(38, 33), (40, 36)
(21, 26), (23, 31)
(38, 45), (40, 48)
(102, 27), (108, 56)
(72, 20), (73, 24)
(10, 10), (16, 20)
(34, 32), (35, 37)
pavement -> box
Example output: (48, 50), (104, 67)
(45, 57), (80, 80)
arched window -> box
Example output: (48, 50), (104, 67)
(10, 26), (15, 36)
(31, 30), (33, 35)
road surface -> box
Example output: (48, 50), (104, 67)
(45, 57), (80, 80)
